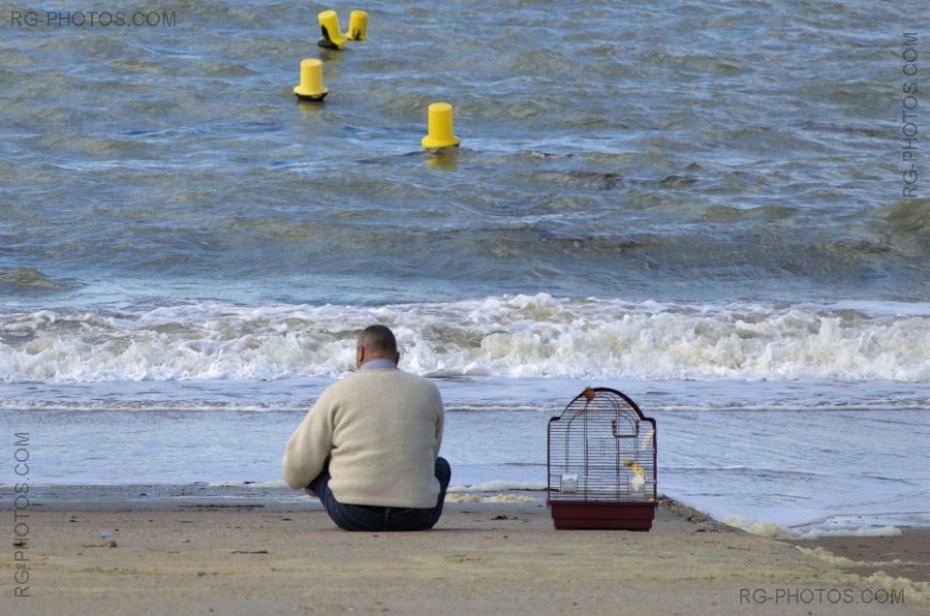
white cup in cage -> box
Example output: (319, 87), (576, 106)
(561, 473), (579, 493)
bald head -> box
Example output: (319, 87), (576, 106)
(356, 325), (400, 369)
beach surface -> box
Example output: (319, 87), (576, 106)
(3, 488), (928, 615)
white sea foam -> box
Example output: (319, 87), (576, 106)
(2, 294), (930, 383)
(724, 515), (802, 539)
(445, 492), (538, 503)
(798, 526), (904, 539)
(725, 515), (905, 539)
(448, 480), (548, 493)
(866, 572), (930, 606)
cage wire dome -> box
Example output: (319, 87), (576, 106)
(547, 387), (658, 530)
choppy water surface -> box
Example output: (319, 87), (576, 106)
(2, 0), (926, 304)
(1, 1), (928, 532)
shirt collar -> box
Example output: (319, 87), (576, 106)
(359, 358), (398, 371)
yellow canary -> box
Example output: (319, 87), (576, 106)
(623, 460), (646, 478)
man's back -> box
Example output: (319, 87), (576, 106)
(282, 368), (444, 509)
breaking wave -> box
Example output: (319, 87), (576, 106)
(2, 294), (930, 383)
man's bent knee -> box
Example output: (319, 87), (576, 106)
(435, 457), (451, 484)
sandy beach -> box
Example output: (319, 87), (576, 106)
(4, 487), (928, 615)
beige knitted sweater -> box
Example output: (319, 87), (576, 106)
(281, 369), (444, 508)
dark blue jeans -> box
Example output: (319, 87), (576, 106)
(308, 457), (451, 531)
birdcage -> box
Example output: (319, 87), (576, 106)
(547, 387), (657, 530)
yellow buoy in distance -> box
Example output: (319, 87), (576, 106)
(318, 10), (347, 49)
(293, 59), (328, 101)
(421, 102), (461, 149)
(348, 10), (368, 41)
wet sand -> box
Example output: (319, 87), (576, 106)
(2, 487), (928, 615)
(789, 531), (930, 584)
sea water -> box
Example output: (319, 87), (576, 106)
(1, 0), (928, 534)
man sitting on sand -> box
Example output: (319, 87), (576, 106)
(281, 325), (450, 531)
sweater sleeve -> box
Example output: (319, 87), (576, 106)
(281, 389), (336, 490)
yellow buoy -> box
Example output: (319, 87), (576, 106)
(421, 102), (461, 149)
(293, 58), (328, 101)
(347, 10), (368, 41)
(318, 10), (347, 50)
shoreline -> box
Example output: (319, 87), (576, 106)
(3, 486), (928, 614)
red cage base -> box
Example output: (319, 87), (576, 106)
(550, 500), (656, 531)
